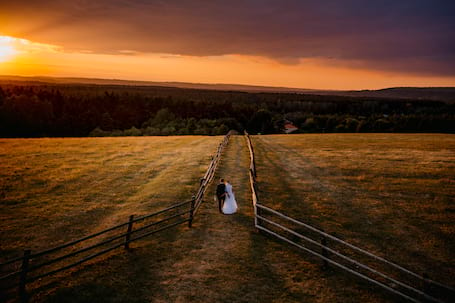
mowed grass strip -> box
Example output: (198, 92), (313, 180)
(0, 136), (220, 259)
(253, 134), (455, 287)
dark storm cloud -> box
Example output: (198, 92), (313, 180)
(2, 0), (454, 75)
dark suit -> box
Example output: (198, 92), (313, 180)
(216, 183), (226, 213)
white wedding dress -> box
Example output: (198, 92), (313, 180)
(222, 183), (238, 214)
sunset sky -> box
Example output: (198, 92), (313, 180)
(1, 0), (454, 90)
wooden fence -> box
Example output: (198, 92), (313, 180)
(193, 134), (230, 216)
(244, 131), (259, 227)
(0, 133), (230, 303)
(244, 132), (454, 303)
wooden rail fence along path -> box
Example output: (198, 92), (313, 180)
(243, 132), (454, 303)
(193, 134), (230, 216)
(0, 134), (230, 303)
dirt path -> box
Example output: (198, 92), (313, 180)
(146, 136), (390, 303)
(147, 135), (290, 302)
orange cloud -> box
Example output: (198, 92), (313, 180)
(2, 0), (455, 77)
(1, 35), (454, 90)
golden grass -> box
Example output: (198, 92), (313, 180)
(2, 134), (453, 302)
(37, 136), (394, 303)
(253, 133), (454, 288)
(0, 136), (221, 259)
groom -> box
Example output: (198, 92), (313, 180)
(216, 178), (226, 213)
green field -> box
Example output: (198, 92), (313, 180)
(1, 134), (453, 302)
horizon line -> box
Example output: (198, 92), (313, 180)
(1, 74), (454, 93)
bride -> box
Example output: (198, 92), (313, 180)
(222, 180), (238, 214)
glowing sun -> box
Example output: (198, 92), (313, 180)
(0, 36), (18, 63)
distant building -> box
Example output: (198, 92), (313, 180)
(283, 121), (298, 134)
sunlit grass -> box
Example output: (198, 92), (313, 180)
(2, 134), (453, 302)
(0, 136), (221, 259)
(253, 133), (454, 287)
(36, 136), (388, 303)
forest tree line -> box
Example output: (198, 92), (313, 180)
(0, 84), (453, 137)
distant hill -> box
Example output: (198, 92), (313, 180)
(1, 75), (454, 102)
(333, 87), (455, 103)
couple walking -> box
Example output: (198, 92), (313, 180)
(215, 179), (238, 215)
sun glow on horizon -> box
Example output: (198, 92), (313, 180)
(0, 36), (17, 63)
(0, 35), (454, 90)
(0, 35), (63, 75)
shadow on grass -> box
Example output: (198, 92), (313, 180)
(35, 226), (185, 303)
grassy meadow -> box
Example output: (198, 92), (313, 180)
(32, 136), (397, 303)
(1, 134), (453, 303)
(0, 136), (221, 260)
(253, 134), (455, 288)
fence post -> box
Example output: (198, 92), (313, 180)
(321, 234), (328, 269)
(250, 169), (259, 200)
(249, 137), (256, 177)
(422, 273), (430, 299)
(249, 168), (260, 231)
(19, 249), (31, 303)
(124, 215), (134, 250)
(189, 195), (196, 228)
(253, 203), (259, 229)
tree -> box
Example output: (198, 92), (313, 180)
(123, 126), (142, 136)
(100, 112), (115, 130)
(302, 117), (317, 132)
(89, 127), (108, 137)
(248, 109), (274, 134)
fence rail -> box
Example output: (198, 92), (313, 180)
(192, 134), (230, 216)
(0, 133), (230, 303)
(244, 132), (259, 227)
(244, 132), (454, 303)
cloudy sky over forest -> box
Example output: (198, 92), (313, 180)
(1, 0), (454, 89)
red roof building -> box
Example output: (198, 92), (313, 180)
(284, 122), (298, 134)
